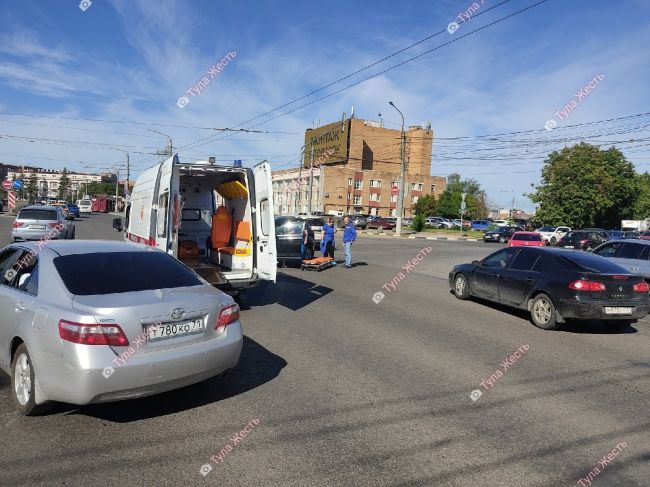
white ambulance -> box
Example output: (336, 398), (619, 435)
(120, 154), (276, 297)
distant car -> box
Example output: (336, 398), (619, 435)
(624, 231), (640, 239)
(276, 216), (314, 265)
(66, 203), (80, 219)
(0, 240), (243, 415)
(493, 220), (509, 227)
(508, 232), (545, 247)
(449, 246), (650, 330)
(608, 230), (626, 240)
(343, 215), (368, 229)
(639, 231), (650, 241)
(536, 226), (571, 245)
(592, 239), (650, 280)
(471, 220), (491, 231)
(367, 217), (396, 230)
(77, 199), (92, 215)
(11, 205), (75, 242)
(556, 231), (607, 251)
(483, 226), (519, 243)
(581, 228), (609, 241)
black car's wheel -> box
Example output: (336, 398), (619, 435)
(530, 293), (558, 330)
(499, 236), (506, 244)
(608, 320), (633, 332)
(453, 273), (470, 300)
(11, 344), (48, 416)
(550, 237), (557, 245)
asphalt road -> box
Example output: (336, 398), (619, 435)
(0, 213), (649, 486)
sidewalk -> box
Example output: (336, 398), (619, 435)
(359, 229), (479, 241)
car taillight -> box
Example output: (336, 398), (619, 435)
(633, 282), (649, 293)
(568, 280), (606, 292)
(215, 304), (240, 330)
(58, 320), (129, 346)
(579, 240), (588, 245)
(12, 222), (24, 228)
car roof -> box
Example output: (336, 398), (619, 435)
(13, 240), (147, 256)
(512, 231), (539, 235)
(601, 238), (650, 245)
(19, 205), (58, 211)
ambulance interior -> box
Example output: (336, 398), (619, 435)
(176, 167), (253, 279)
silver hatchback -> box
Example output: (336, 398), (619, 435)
(11, 205), (75, 242)
(0, 240), (243, 415)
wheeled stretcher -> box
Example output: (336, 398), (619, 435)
(301, 256), (335, 272)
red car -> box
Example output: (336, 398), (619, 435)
(367, 217), (396, 230)
(640, 231), (650, 241)
(507, 231), (545, 247)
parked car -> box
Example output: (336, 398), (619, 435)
(0, 240), (243, 415)
(66, 203), (80, 220)
(77, 199), (92, 215)
(624, 231), (640, 239)
(276, 216), (314, 265)
(449, 247), (650, 330)
(581, 228), (609, 241)
(508, 232), (545, 247)
(471, 220), (492, 231)
(493, 220), (509, 227)
(536, 226), (571, 245)
(555, 231), (607, 251)
(452, 219), (471, 229)
(11, 205), (75, 243)
(367, 217), (396, 230)
(301, 216), (326, 244)
(344, 214), (368, 229)
(639, 231), (650, 241)
(607, 230), (626, 240)
(483, 226), (519, 243)
(592, 239), (650, 280)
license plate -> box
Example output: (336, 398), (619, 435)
(564, 245), (574, 248)
(604, 307), (633, 315)
(146, 319), (204, 341)
(30, 225), (46, 229)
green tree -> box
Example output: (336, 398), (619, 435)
(411, 213), (425, 232)
(436, 173), (487, 219)
(528, 143), (637, 228)
(632, 172), (650, 219)
(413, 194), (437, 216)
(57, 168), (71, 201)
(26, 173), (39, 204)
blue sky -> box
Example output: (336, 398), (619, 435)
(0, 0), (649, 211)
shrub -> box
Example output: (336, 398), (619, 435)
(412, 214), (425, 232)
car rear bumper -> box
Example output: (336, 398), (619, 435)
(557, 299), (650, 320)
(12, 229), (65, 241)
(33, 323), (243, 405)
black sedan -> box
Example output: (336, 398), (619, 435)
(449, 247), (650, 330)
(555, 231), (607, 251)
(483, 226), (521, 243)
(275, 216), (314, 266)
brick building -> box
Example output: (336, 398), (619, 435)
(272, 117), (445, 217)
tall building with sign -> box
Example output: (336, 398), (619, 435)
(272, 117), (446, 217)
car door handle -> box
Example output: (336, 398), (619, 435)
(525, 278), (535, 283)
(15, 302), (26, 313)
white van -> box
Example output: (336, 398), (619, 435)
(77, 199), (92, 215)
(121, 154), (276, 296)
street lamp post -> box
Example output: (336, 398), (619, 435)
(389, 101), (406, 236)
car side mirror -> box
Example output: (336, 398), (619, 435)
(112, 217), (123, 232)
(472, 260), (480, 266)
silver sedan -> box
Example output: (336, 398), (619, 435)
(0, 240), (243, 415)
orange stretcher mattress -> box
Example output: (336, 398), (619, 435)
(301, 256), (334, 271)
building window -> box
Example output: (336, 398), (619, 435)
(354, 179), (363, 190)
(391, 180), (397, 188)
(390, 194), (397, 203)
(347, 177), (353, 186)
(389, 208), (396, 217)
(369, 193), (380, 202)
(353, 195), (362, 205)
(412, 196), (419, 204)
(370, 179), (381, 188)
(430, 184), (436, 193)
(411, 183), (423, 191)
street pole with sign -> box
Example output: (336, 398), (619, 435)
(460, 192), (467, 236)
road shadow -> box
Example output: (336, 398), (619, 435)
(453, 293), (639, 334)
(244, 271), (333, 311)
(53, 336), (286, 423)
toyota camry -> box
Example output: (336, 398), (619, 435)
(0, 240), (243, 415)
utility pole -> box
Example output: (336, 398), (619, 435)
(307, 144), (314, 215)
(125, 153), (130, 201)
(115, 168), (120, 205)
(297, 145), (305, 215)
(389, 101), (406, 236)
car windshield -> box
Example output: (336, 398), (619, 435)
(80, 200), (91, 205)
(565, 232), (588, 238)
(513, 233), (541, 241)
(18, 209), (58, 220)
(538, 226), (556, 232)
(54, 252), (202, 295)
(305, 218), (325, 226)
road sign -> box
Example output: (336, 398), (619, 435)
(391, 185), (399, 196)
(460, 201), (467, 210)
(2, 180), (12, 191)
(461, 192), (467, 201)
(12, 180), (23, 190)
(8, 191), (16, 210)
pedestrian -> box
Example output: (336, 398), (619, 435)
(342, 216), (357, 268)
(320, 217), (337, 264)
(301, 220), (314, 261)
